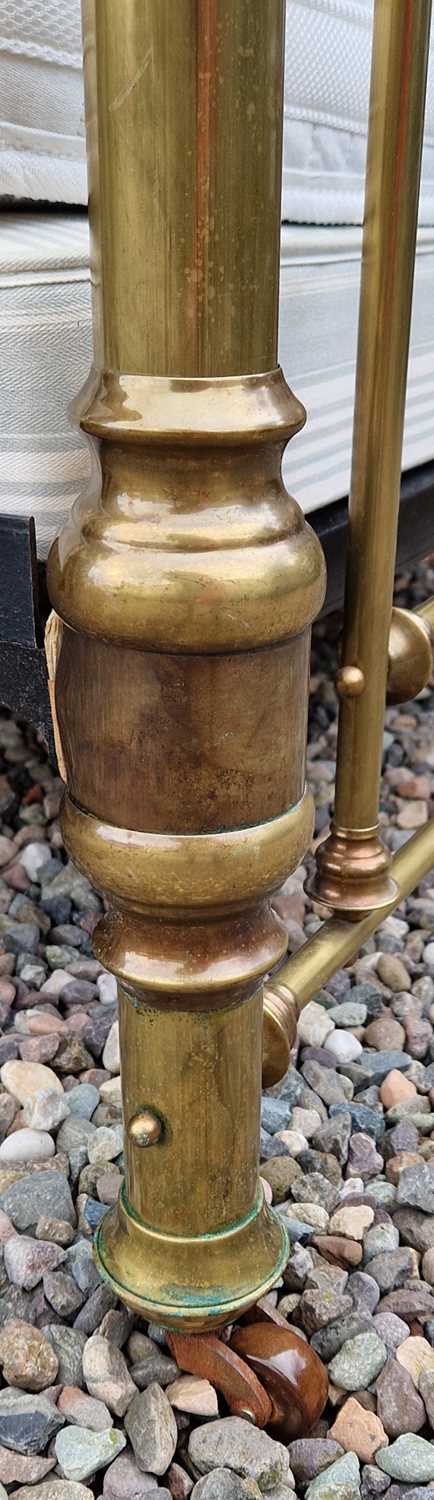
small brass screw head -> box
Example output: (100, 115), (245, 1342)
(128, 1110), (163, 1147)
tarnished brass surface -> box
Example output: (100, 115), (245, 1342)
(48, 0), (325, 1328)
(61, 791), (314, 918)
(262, 984), (297, 1090)
(264, 820), (434, 1084)
(387, 606), (433, 705)
(312, 0), (432, 917)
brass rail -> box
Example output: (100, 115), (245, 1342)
(312, 0), (433, 917)
(263, 820), (434, 1086)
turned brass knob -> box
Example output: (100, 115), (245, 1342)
(128, 1110), (163, 1147)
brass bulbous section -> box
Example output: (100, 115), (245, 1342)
(387, 606), (433, 705)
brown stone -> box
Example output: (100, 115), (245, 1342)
(329, 1396), (388, 1462)
(311, 1236), (363, 1269)
(380, 1071), (417, 1110)
(0, 1319), (59, 1392)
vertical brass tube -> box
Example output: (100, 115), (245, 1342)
(313, 0), (432, 917)
(47, 0), (325, 1330)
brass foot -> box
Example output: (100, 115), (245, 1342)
(95, 1182), (288, 1335)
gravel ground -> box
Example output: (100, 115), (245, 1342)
(0, 559), (432, 1500)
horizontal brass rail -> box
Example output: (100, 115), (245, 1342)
(263, 819), (434, 1086)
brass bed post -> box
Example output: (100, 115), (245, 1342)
(311, 0), (432, 917)
(263, 0), (434, 1087)
(47, 1), (325, 1331)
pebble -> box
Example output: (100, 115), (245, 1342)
(4, 1233), (64, 1289)
(82, 1336), (136, 1418)
(0, 1060), (63, 1103)
(328, 1331), (387, 1389)
(102, 1022), (120, 1074)
(23, 1089), (70, 1131)
(0, 1168), (76, 1231)
(0, 1387), (64, 1453)
(288, 1439), (345, 1485)
(11, 1486), (93, 1500)
(396, 1161), (434, 1211)
(0, 1448), (56, 1486)
(42, 1325), (87, 1386)
(125, 1384), (178, 1475)
(373, 1310), (409, 1353)
(102, 1449), (162, 1499)
(55, 1426), (126, 1483)
(396, 1334), (434, 1383)
(166, 1377), (218, 1417)
(329, 1398), (388, 1462)
(0, 1128), (54, 1163)
(327, 1031), (363, 1064)
(376, 1434), (434, 1482)
(376, 1357), (425, 1438)
(328, 1206), (374, 1240)
(0, 1318), (58, 1392)
(297, 1003), (335, 1049)
(87, 1126), (123, 1165)
(192, 1478), (263, 1499)
(189, 1418), (290, 1491)
(305, 1452), (360, 1500)
(58, 1387), (112, 1432)
(43, 1268), (85, 1316)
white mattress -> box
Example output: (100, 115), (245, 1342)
(2, 0), (434, 225)
(1, 213), (434, 557)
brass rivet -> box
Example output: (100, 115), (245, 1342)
(128, 1110), (163, 1147)
(335, 665), (365, 698)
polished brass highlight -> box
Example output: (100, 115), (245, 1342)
(47, 0), (325, 1330)
(312, 0), (432, 917)
(387, 606), (433, 705)
(264, 821), (434, 1086)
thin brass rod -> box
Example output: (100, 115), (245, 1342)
(312, 0), (432, 916)
(263, 820), (434, 1084)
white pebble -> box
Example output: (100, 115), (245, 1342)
(1, 1061), (64, 1105)
(23, 1088), (70, 1132)
(326, 1029), (363, 1064)
(292, 1106), (322, 1140)
(99, 1077), (122, 1104)
(275, 1129), (308, 1157)
(102, 1021), (119, 1074)
(39, 969), (74, 999)
(19, 842), (48, 882)
(0, 1128), (54, 1164)
(97, 972), (118, 1006)
(297, 1001), (335, 1048)
(340, 1177), (364, 1199)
